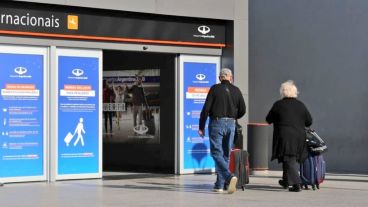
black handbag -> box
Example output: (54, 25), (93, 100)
(233, 121), (243, 149)
(305, 128), (328, 154)
(224, 86), (243, 149)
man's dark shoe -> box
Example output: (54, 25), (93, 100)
(223, 183), (229, 191)
(278, 179), (288, 189)
(289, 184), (301, 192)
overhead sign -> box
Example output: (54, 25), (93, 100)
(0, 2), (226, 47)
(0, 47), (46, 181)
(57, 50), (101, 178)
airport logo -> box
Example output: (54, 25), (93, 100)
(195, 74), (206, 81)
(68, 68), (87, 80)
(198, 25), (210, 35)
(67, 15), (78, 30)
(194, 25), (215, 39)
(14, 67), (27, 75)
(193, 73), (209, 84)
(72, 68), (84, 77)
(10, 66), (31, 78)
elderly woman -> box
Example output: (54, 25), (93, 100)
(266, 80), (312, 192)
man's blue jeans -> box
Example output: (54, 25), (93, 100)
(208, 118), (235, 189)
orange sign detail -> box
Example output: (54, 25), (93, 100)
(67, 15), (78, 30)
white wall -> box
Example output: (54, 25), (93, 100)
(15, 0), (236, 20)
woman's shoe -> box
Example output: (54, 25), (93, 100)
(278, 180), (288, 189)
(289, 184), (301, 192)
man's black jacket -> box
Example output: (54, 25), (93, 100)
(199, 80), (246, 131)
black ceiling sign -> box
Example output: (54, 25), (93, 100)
(0, 2), (226, 47)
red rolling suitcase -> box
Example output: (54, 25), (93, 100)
(229, 149), (250, 190)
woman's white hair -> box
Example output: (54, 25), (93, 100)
(280, 80), (298, 98)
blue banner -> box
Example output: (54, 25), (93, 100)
(0, 53), (44, 177)
(183, 62), (217, 170)
(58, 56), (99, 175)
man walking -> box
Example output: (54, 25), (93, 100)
(198, 68), (246, 194)
(127, 75), (148, 127)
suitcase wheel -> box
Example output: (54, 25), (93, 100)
(303, 184), (309, 190)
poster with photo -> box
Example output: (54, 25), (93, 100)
(103, 69), (160, 144)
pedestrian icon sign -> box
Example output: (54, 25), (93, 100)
(64, 117), (86, 147)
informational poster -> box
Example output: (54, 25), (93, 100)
(57, 49), (101, 178)
(103, 69), (160, 144)
(179, 55), (220, 174)
(0, 46), (46, 181)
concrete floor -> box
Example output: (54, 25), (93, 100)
(0, 171), (367, 207)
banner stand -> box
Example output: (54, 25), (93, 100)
(0, 45), (48, 183)
(53, 48), (102, 180)
(178, 55), (220, 174)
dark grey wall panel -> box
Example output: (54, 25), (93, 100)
(156, 0), (234, 20)
(250, 0), (368, 173)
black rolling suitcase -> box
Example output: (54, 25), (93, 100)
(143, 108), (155, 135)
